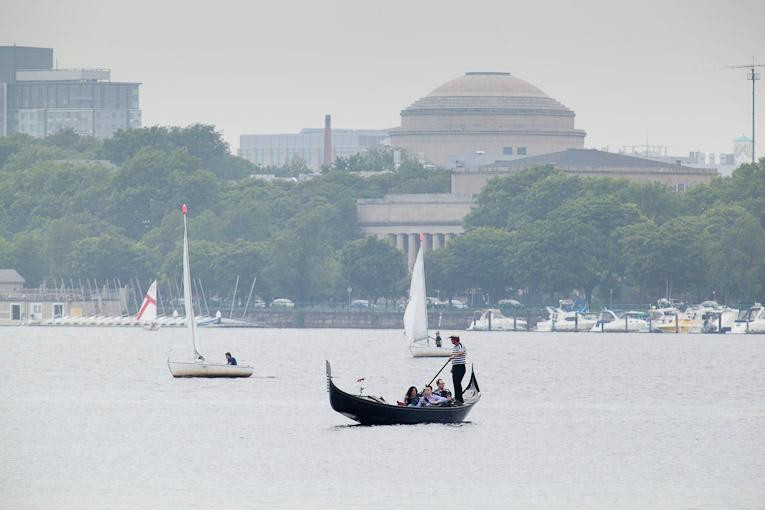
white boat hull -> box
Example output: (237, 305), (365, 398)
(468, 318), (528, 331)
(590, 319), (650, 333)
(410, 344), (452, 357)
(167, 360), (254, 378)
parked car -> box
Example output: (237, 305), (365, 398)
(497, 299), (523, 308)
(448, 299), (468, 309)
(251, 298), (267, 308)
(270, 298), (295, 308)
(350, 299), (370, 309)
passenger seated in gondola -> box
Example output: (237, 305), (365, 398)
(434, 378), (452, 399)
(416, 385), (450, 407)
(402, 386), (420, 407)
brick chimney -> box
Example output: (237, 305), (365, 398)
(323, 114), (333, 167)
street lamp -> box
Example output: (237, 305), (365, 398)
(347, 286), (352, 310)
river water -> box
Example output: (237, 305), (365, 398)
(1, 327), (763, 509)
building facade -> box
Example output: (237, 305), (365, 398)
(0, 46), (141, 138)
(389, 72), (586, 168)
(239, 128), (389, 172)
(356, 194), (473, 267)
(451, 149), (717, 194)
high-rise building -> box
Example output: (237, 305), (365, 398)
(0, 45), (141, 138)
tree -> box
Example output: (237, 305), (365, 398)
(432, 228), (515, 303)
(700, 204), (765, 302)
(66, 234), (151, 282)
(261, 204), (340, 301)
(510, 218), (600, 302)
(464, 166), (561, 229)
(340, 237), (407, 301)
(620, 217), (707, 299)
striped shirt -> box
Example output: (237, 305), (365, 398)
(451, 343), (466, 365)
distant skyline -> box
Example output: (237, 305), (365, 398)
(2, 0), (764, 159)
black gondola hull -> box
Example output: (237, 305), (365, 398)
(326, 361), (480, 425)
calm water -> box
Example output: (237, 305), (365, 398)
(1, 327), (763, 509)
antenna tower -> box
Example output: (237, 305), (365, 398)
(726, 61), (764, 164)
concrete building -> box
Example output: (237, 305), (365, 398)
(452, 149), (718, 194)
(389, 72), (585, 168)
(0, 269), (128, 324)
(239, 127), (389, 172)
(0, 45), (141, 138)
(356, 194), (473, 267)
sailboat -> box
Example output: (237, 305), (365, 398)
(405, 236), (452, 358)
(167, 204), (253, 378)
(137, 280), (160, 330)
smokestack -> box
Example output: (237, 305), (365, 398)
(323, 114), (333, 167)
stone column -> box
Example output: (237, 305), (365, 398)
(408, 233), (417, 268)
(396, 233), (406, 253)
(432, 233), (442, 251)
(445, 233), (456, 244)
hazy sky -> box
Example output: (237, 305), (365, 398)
(2, 0), (764, 158)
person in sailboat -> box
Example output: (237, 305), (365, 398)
(450, 335), (467, 404)
(225, 352), (237, 365)
(435, 331), (442, 348)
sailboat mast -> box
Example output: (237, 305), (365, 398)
(182, 204), (202, 360)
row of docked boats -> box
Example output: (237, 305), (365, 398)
(468, 298), (765, 334)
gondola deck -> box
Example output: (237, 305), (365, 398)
(326, 361), (480, 425)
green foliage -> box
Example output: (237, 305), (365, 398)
(460, 160), (765, 304)
(427, 228), (515, 302)
(4, 125), (762, 306)
(340, 237), (407, 300)
(65, 233), (152, 282)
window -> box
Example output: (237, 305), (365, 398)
(502, 146), (513, 155)
(517, 147), (527, 155)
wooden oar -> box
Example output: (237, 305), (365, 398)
(426, 357), (452, 387)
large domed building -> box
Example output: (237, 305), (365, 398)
(389, 72), (586, 167)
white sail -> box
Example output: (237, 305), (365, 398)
(403, 243), (429, 343)
(182, 205), (204, 360)
(136, 280), (158, 323)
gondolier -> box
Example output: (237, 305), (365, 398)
(450, 335), (466, 403)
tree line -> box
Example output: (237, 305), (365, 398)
(427, 163), (765, 306)
(1, 125), (764, 306)
(0, 126), (447, 303)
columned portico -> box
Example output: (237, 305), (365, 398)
(407, 233), (418, 268)
(357, 193), (473, 269)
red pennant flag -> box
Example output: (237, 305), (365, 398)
(181, 204), (188, 215)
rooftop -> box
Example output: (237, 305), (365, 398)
(468, 149), (718, 175)
(0, 269), (25, 283)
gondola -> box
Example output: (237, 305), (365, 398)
(326, 361), (480, 425)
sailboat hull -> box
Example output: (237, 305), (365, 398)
(410, 344), (452, 357)
(167, 360), (253, 378)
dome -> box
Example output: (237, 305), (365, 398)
(427, 72), (548, 98)
(391, 71), (586, 167)
(402, 72), (571, 114)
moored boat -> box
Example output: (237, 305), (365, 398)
(468, 308), (528, 331)
(326, 361), (480, 425)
